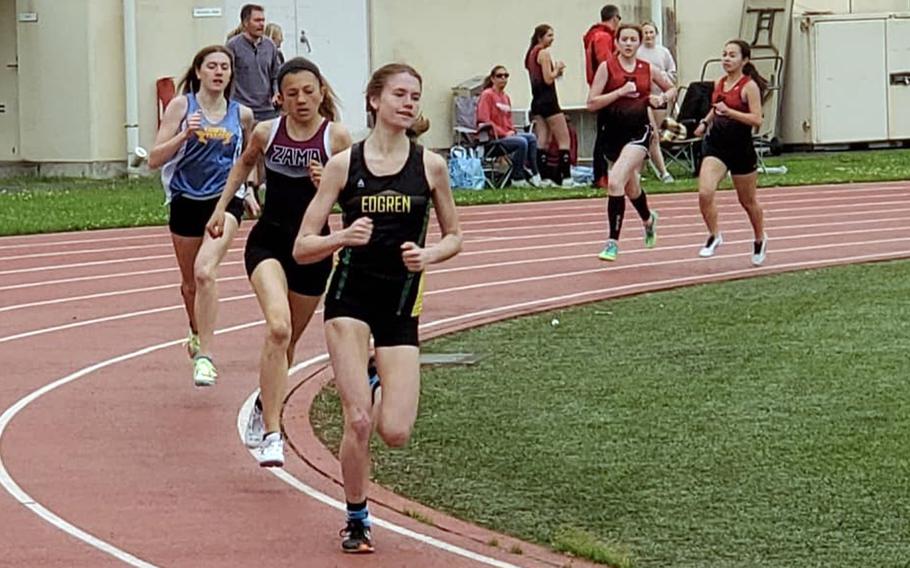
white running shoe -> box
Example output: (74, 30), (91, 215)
(511, 179), (532, 189)
(192, 356), (217, 387)
(751, 234), (768, 266)
(560, 178), (583, 188)
(244, 402), (265, 449)
(255, 432), (284, 468)
(698, 234), (724, 257)
(528, 173), (543, 188)
(660, 172), (675, 183)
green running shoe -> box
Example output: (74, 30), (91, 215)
(598, 240), (619, 261)
(193, 355), (217, 387)
(644, 211), (659, 248)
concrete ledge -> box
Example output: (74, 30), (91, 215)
(0, 160), (128, 179)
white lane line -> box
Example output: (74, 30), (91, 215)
(0, 243), (173, 262)
(0, 321), (518, 568)
(450, 182), (910, 217)
(459, 214), (910, 257)
(2, 181), (904, 257)
(0, 276), (248, 313)
(0, 294), (255, 344)
(457, 190), (910, 228)
(3, 232), (908, 344)
(238, 384), (521, 568)
(466, 204), (910, 243)
(0, 253), (180, 276)
(438, 226), (909, 275)
(0, 228), (252, 252)
(5, 195), (905, 278)
(0, 319), (266, 568)
(238, 244), (910, 568)
(1, 235), (904, 567)
(425, 237), (910, 296)
(0, 261), (244, 293)
(5, 215), (903, 313)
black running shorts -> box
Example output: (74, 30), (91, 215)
(702, 135), (757, 176)
(323, 266), (423, 347)
(244, 221), (332, 297)
(169, 194), (244, 238)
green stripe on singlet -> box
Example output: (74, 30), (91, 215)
(395, 202), (433, 316)
(333, 248), (352, 300)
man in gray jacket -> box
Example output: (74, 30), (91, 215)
(226, 4), (281, 121)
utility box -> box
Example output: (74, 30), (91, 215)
(781, 12), (910, 146)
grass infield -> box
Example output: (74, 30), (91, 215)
(2, 148), (910, 235)
(311, 260), (910, 567)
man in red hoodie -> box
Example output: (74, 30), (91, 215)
(583, 4), (621, 187)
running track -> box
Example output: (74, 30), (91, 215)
(1, 182), (908, 567)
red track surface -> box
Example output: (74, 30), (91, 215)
(1, 182), (908, 567)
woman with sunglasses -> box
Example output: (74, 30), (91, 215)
(476, 65), (546, 188)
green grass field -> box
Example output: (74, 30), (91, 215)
(1, 148), (910, 235)
(311, 260), (910, 567)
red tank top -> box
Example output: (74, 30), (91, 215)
(712, 74), (751, 113)
(604, 57), (651, 112)
(526, 46), (545, 87)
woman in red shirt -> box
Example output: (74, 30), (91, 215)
(476, 65), (547, 188)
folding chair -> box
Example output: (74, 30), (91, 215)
(452, 80), (515, 189)
(659, 80), (713, 176)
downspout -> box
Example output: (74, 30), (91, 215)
(652, 0), (664, 43)
(122, 0), (145, 176)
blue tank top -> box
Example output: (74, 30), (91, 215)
(161, 93), (243, 202)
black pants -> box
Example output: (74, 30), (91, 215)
(592, 112), (608, 182)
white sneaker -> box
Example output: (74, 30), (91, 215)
(698, 233), (724, 257)
(528, 173), (543, 188)
(511, 179), (531, 189)
(560, 178), (582, 188)
(660, 172), (675, 183)
(538, 178), (557, 188)
(751, 234), (768, 266)
(255, 432), (284, 468)
(192, 356), (217, 387)
(244, 402), (265, 448)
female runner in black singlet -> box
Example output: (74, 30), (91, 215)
(207, 57), (352, 467)
(294, 63), (462, 554)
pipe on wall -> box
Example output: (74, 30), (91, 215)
(122, 0), (144, 174)
(652, 0), (665, 45)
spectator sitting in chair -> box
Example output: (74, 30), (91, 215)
(476, 65), (548, 188)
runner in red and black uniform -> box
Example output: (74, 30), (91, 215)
(294, 63), (462, 554)
(586, 24), (676, 261)
(694, 39), (769, 266)
(207, 57), (352, 467)
(525, 24), (578, 187)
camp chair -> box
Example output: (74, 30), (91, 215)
(659, 80), (713, 175)
(452, 86), (515, 189)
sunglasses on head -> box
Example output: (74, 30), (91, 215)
(495, 72), (510, 78)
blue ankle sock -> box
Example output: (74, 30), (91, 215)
(346, 501), (371, 527)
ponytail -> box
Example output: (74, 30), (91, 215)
(727, 39), (769, 100)
(743, 62), (769, 100)
(525, 24), (551, 70)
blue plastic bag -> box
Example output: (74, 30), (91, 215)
(448, 146), (485, 190)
